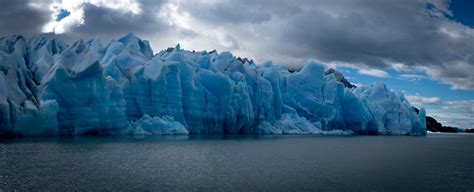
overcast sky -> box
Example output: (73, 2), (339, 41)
(0, 0), (473, 128)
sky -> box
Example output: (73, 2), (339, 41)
(0, 0), (473, 129)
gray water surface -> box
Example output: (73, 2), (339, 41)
(1, 133), (473, 191)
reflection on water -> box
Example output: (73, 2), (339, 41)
(1, 133), (473, 191)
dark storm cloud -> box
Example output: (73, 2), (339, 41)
(281, 0), (452, 66)
(68, 2), (165, 37)
(62, 0), (189, 41)
(175, 0), (474, 90)
(177, 0), (300, 25)
(0, 0), (473, 89)
(0, 0), (50, 36)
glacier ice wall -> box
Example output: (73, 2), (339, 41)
(0, 34), (426, 136)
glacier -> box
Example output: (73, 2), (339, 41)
(0, 34), (426, 136)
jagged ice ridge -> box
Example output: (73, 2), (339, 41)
(0, 34), (426, 136)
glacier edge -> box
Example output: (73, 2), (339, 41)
(0, 34), (426, 136)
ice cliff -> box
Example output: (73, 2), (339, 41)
(0, 34), (426, 136)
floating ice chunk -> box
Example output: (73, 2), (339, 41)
(128, 115), (189, 135)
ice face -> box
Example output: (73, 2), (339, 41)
(0, 34), (426, 136)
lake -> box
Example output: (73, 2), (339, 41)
(1, 133), (473, 191)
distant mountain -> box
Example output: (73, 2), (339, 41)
(324, 68), (357, 88)
(464, 128), (474, 133)
(413, 108), (459, 133)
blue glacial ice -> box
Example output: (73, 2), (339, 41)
(0, 34), (426, 136)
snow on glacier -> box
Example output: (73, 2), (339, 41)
(0, 34), (427, 136)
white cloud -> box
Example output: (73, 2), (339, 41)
(357, 69), (390, 78)
(398, 74), (427, 81)
(42, 0), (142, 34)
(405, 94), (441, 108)
(406, 93), (473, 129)
(426, 108), (474, 128)
(423, 62), (474, 90)
(442, 100), (474, 114)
